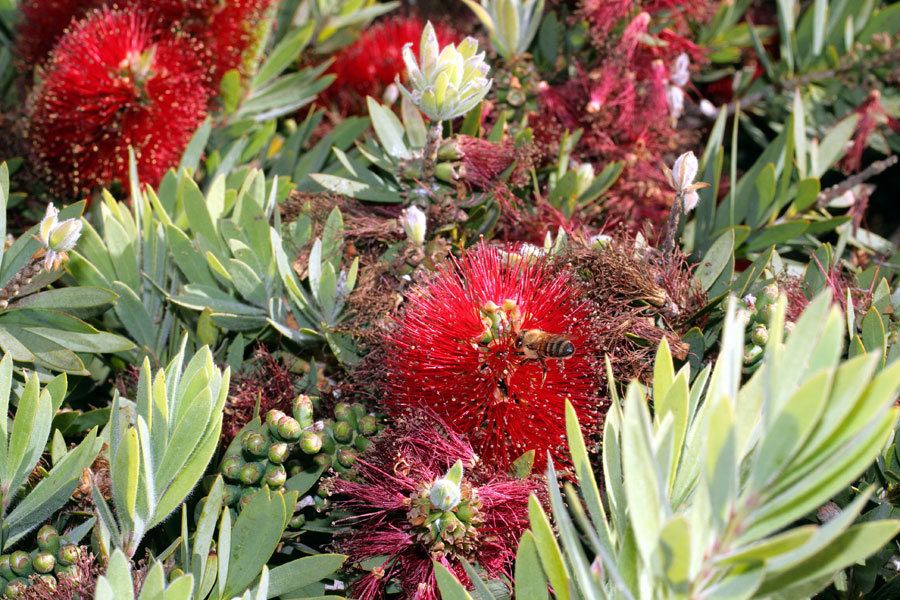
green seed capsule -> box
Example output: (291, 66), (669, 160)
(9, 551), (32, 576)
(36, 525), (60, 554)
(265, 463), (287, 488)
(221, 455), (245, 480)
(358, 415), (377, 436)
(292, 395), (314, 429)
(239, 487), (259, 510)
(37, 574), (57, 589)
(268, 442), (289, 464)
(277, 417), (302, 442)
(0, 555), (15, 580)
(4, 578), (27, 598)
(33, 551), (56, 574)
(338, 448), (358, 468)
(333, 421), (353, 443)
(289, 514), (306, 529)
(299, 431), (322, 455)
(266, 409), (287, 434)
(239, 462), (264, 485)
(751, 326), (768, 345)
(355, 435), (371, 452)
(57, 544), (80, 566)
(333, 402), (353, 422)
(243, 432), (268, 457)
(224, 484), (241, 506)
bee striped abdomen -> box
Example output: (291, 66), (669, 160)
(546, 338), (575, 358)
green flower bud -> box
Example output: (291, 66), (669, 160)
(397, 22), (492, 121)
(744, 344), (763, 364)
(265, 463), (287, 488)
(784, 321), (796, 334)
(333, 421), (353, 443)
(277, 416), (302, 442)
(292, 395), (314, 428)
(4, 578), (27, 598)
(37, 525), (60, 554)
(456, 501), (475, 522)
(299, 431), (322, 455)
(9, 552), (32, 577)
(243, 432), (268, 457)
(313, 453), (332, 468)
(0, 555), (14, 580)
(224, 484), (241, 506)
(338, 448), (358, 468)
(358, 415), (377, 436)
(266, 409), (287, 434)
(751, 326), (768, 346)
(351, 402), (367, 419)
(57, 564), (82, 584)
(333, 402), (353, 422)
(268, 441), (289, 464)
(761, 283), (779, 304)
(286, 460), (303, 477)
(758, 303), (775, 322)
(33, 551), (56, 574)
(239, 462), (264, 485)
(399, 206), (427, 246)
(289, 514), (306, 529)
(355, 435), (372, 452)
(57, 544), (80, 566)
(221, 454), (245, 480)
(429, 478), (462, 511)
(37, 574), (57, 589)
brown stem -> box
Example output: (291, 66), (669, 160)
(422, 123), (443, 181)
(816, 155), (898, 208)
(663, 191), (684, 255)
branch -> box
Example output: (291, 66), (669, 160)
(816, 155), (898, 208)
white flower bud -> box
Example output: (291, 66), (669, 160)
(37, 202), (83, 270)
(399, 205), (427, 245)
(670, 52), (690, 87)
(665, 85), (685, 120)
(429, 478), (462, 511)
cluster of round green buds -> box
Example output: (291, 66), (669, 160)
(0, 526), (87, 598)
(215, 396), (381, 528)
(734, 283), (794, 374)
(397, 22), (492, 122)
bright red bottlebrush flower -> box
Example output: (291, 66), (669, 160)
(151, 0), (274, 90)
(329, 416), (539, 600)
(24, 7), (210, 196)
(383, 244), (601, 471)
(318, 16), (458, 116)
(15, 0), (108, 69)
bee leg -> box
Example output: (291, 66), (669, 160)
(539, 356), (548, 388)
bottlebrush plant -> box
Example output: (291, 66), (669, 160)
(382, 243), (602, 471)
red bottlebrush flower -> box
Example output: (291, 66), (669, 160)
(15, 0), (109, 69)
(152, 0), (274, 90)
(318, 16), (458, 116)
(383, 244), (601, 471)
(329, 416), (539, 600)
(841, 90), (900, 173)
(24, 7), (210, 196)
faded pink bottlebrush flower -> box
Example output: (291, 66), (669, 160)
(382, 244), (602, 472)
(24, 7), (210, 196)
(329, 416), (539, 600)
(841, 90), (900, 173)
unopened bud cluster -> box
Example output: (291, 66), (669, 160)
(407, 462), (484, 560)
(211, 396), (379, 530)
(735, 283), (795, 374)
(0, 525), (89, 598)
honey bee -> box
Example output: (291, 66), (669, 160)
(516, 329), (575, 386)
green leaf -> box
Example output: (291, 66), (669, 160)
(528, 494), (570, 600)
(266, 554), (346, 598)
(222, 490), (288, 598)
(791, 178), (821, 212)
(252, 22), (314, 90)
(433, 561), (474, 600)
(179, 118), (213, 173)
(814, 114), (859, 177)
(741, 221), (809, 252)
(367, 97), (412, 160)
(515, 531), (549, 600)
(696, 229), (734, 290)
